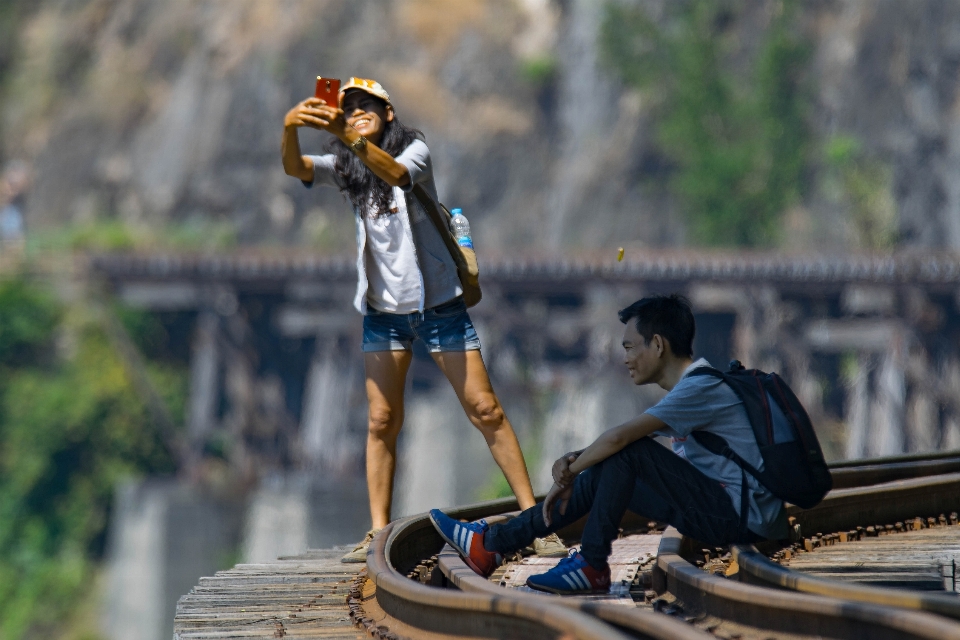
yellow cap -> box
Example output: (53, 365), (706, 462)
(339, 77), (391, 106)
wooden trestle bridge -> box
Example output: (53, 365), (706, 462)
(91, 250), (960, 477)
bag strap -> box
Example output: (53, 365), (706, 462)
(690, 431), (764, 481)
(687, 366), (725, 381)
(739, 467), (750, 538)
(691, 430), (757, 538)
(411, 184), (466, 269)
(688, 366), (766, 482)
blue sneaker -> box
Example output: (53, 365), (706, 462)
(428, 509), (503, 577)
(526, 551), (611, 595)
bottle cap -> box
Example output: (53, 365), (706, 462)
(451, 208), (463, 215)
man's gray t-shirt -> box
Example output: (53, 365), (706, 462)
(305, 140), (461, 312)
(645, 358), (789, 539)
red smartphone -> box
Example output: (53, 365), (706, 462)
(315, 76), (341, 104)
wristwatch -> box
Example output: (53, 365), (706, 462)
(349, 135), (367, 152)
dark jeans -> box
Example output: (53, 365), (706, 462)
(484, 437), (763, 570)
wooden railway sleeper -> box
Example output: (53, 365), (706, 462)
(732, 540), (960, 621)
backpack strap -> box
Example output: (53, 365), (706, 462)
(686, 367), (768, 486)
(687, 366), (724, 379)
(412, 184), (462, 268)
(690, 431), (763, 479)
(690, 431), (757, 537)
(685, 366), (760, 535)
(739, 467), (750, 538)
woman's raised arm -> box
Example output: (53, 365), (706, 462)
(281, 98), (320, 182)
(310, 101), (411, 188)
(345, 136), (411, 188)
(282, 97), (413, 188)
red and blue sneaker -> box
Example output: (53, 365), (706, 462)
(428, 509), (503, 577)
(526, 551), (611, 595)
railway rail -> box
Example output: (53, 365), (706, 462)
(731, 474), (960, 622)
(175, 450), (960, 640)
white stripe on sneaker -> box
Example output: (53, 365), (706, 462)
(464, 530), (474, 553)
(455, 525), (465, 550)
(576, 569), (592, 590)
(561, 574), (579, 590)
(568, 570), (587, 591)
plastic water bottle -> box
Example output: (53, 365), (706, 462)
(450, 208), (473, 249)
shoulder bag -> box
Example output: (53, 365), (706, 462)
(412, 184), (482, 307)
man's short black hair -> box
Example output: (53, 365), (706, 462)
(618, 294), (695, 358)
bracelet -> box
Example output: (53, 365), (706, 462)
(348, 135), (367, 152)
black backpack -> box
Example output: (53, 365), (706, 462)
(688, 360), (833, 509)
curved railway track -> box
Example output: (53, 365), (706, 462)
(829, 450), (960, 489)
(359, 451), (960, 640)
(731, 473), (960, 622)
(171, 450), (960, 639)
(368, 505), (709, 640)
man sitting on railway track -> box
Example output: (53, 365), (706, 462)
(429, 293), (790, 594)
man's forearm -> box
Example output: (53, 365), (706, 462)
(567, 433), (629, 475)
(567, 413), (665, 476)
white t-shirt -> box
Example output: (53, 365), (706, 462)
(362, 195), (421, 312)
(645, 358), (789, 539)
(305, 140), (461, 313)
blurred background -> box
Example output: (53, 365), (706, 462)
(2, 0), (960, 637)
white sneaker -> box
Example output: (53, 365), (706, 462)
(340, 528), (381, 563)
(533, 533), (568, 557)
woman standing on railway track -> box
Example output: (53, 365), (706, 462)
(281, 78), (565, 562)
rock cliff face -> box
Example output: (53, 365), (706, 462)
(807, 0), (960, 250)
(2, 0), (960, 252)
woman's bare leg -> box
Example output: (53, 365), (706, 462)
(432, 349), (536, 511)
(364, 350), (413, 529)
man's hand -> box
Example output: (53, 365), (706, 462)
(551, 451), (581, 487)
(283, 98), (347, 136)
(542, 482), (574, 527)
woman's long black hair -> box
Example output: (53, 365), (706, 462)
(330, 98), (424, 217)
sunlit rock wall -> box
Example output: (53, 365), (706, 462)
(6, 0), (960, 251)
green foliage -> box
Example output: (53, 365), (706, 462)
(519, 56), (558, 85)
(0, 279), (59, 367)
(824, 135), (897, 249)
(25, 218), (238, 255)
(601, 0), (812, 246)
(478, 438), (541, 502)
(112, 304), (168, 357)
(477, 470), (515, 502)
(825, 135), (860, 166)
(840, 350), (861, 385)
(159, 219), (238, 252)
(67, 220), (137, 251)
(0, 275), (180, 638)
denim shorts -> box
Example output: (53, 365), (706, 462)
(362, 296), (482, 353)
